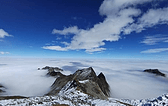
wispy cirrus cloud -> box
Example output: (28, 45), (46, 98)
(141, 35), (168, 45)
(123, 7), (168, 34)
(43, 0), (168, 53)
(52, 26), (80, 35)
(61, 42), (70, 46)
(0, 29), (12, 38)
(141, 48), (168, 53)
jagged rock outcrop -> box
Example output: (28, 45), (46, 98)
(144, 69), (166, 77)
(42, 66), (63, 77)
(0, 84), (6, 94)
(97, 72), (110, 97)
(42, 66), (63, 71)
(46, 67), (110, 100)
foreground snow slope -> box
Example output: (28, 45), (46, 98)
(0, 87), (168, 106)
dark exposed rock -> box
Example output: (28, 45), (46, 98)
(42, 66), (63, 71)
(47, 71), (65, 77)
(0, 85), (3, 88)
(46, 74), (73, 95)
(46, 67), (110, 99)
(0, 89), (4, 93)
(73, 67), (110, 97)
(42, 66), (50, 70)
(73, 67), (97, 81)
(97, 72), (110, 97)
(42, 66), (63, 77)
(144, 69), (166, 77)
(0, 96), (28, 100)
(0, 84), (6, 94)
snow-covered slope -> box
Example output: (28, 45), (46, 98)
(121, 94), (168, 106)
(0, 88), (168, 106)
(0, 86), (123, 106)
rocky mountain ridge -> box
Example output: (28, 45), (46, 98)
(144, 69), (166, 77)
(46, 67), (110, 100)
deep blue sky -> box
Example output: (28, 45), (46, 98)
(0, 0), (168, 59)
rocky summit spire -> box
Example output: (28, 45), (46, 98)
(98, 72), (110, 97)
(46, 67), (110, 100)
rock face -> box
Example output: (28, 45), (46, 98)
(97, 72), (110, 97)
(42, 66), (63, 71)
(46, 67), (110, 99)
(42, 66), (63, 77)
(0, 84), (6, 94)
(144, 69), (166, 77)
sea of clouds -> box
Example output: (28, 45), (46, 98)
(0, 57), (168, 99)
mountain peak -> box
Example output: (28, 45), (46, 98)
(98, 72), (105, 80)
(73, 67), (97, 81)
(46, 67), (110, 99)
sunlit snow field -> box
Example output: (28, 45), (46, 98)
(0, 57), (168, 99)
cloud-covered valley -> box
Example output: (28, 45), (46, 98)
(0, 58), (168, 99)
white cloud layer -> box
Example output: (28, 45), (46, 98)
(1, 58), (168, 99)
(0, 29), (12, 38)
(141, 48), (168, 53)
(0, 58), (56, 96)
(43, 0), (168, 53)
(141, 35), (168, 45)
